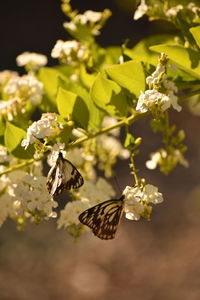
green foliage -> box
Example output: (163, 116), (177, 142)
(105, 60), (146, 97)
(90, 73), (129, 117)
(190, 26), (200, 48)
(4, 122), (34, 158)
(38, 67), (68, 111)
(5, 122), (26, 152)
(124, 35), (176, 66)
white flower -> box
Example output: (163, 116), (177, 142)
(165, 5), (183, 17)
(51, 40), (88, 65)
(0, 171), (57, 226)
(0, 98), (25, 121)
(12, 174), (58, 218)
(187, 2), (200, 14)
(144, 184), (163, 204)
(70, 74), (79, 82)
(0, 70), (18, 87)
(0, 193), (16, 227)
(16, 52), (47, 70)
(146, 64), (166, 87)
(136, 89), (167, 112)
(161, 91), (182, 112)
(0, 146), (10, 163)
(4, 74), (43, 105)
(22, 113), (63, 149)
(123, 186), (145, 220)
(64, 22), (77, 31)
(57, 198), (90, 229)
(123, 184), (163, 220)
(136, 89), (181, 113)
(133, 0), (148, 20)
(78, 177), (115, 206)
(146, 151), (162, 169)
(84, 10), (102, 23)
(174, 149), (189, 168)
(63, 10), (103, 36)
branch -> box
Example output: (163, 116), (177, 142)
(0, 111), (145, 177)
(0, 87), (199, 177)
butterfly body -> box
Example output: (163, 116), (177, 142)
(47, 152), (84, 196)
(79, 195), (125, 240)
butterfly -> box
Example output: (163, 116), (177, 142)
(46, 152), (84, 196)
(79, 195), (125, 240)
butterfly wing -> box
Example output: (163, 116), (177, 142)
(46, 153), (84, 196)
(59, 158), (84, 191)
(79, 196), (125, 240)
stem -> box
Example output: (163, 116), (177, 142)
(67, 111), (145, 148)
(179, 89), (200, 101)
(129, 153), (139, 186)
(0, 159), (35, 176)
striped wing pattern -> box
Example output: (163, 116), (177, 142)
(79, 196), (125, 240)
(46, 152), (84, 196)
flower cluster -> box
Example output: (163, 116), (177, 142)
(123, 184), (163, 221)
(134, 1), (200, 24)
(4, 74), (43, 105)
(63, 9), (111, 36)
(0, 70), (18, 88)
(0, 98), (25, 121)
(51, 40), (88, 65)
(16, 52), (47, 71)
(22, 113), (64, 149)
(0, 162), (57, 227)
(12, 173), (57, 219)
(133, 0), (148, 20)
(146, 148), (189, 174)
(0, 146), (10, 163)
(136, 53), (181, 114)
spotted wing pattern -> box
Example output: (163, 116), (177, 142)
(46, 152), (84, 196)
(79, 195), (125, 240)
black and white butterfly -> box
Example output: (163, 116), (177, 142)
(79, 195), (125, 240)
(46, 152), (84, 196)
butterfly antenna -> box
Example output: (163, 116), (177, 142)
(113, 175), (122, 196)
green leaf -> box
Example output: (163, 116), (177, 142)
(5, 122), (26, 152)
(0, 117), (5, 136)
(105, 60), (145, 97)
(38, 67), (68, 111)
(124, 133), (135, 149)
(57, 88), (77, 117)
(79, 65), (97, 89)
(90, 73), (128, 117)
(190, 26), (200, 49)
(58, 78), (104, 131)
(5, 122), (34, 158)
(125, 34), (176, 65)
(150, 44), (200, 79)
(56, 87), (89, 129)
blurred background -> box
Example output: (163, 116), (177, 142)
(1, 0), (200, 299)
